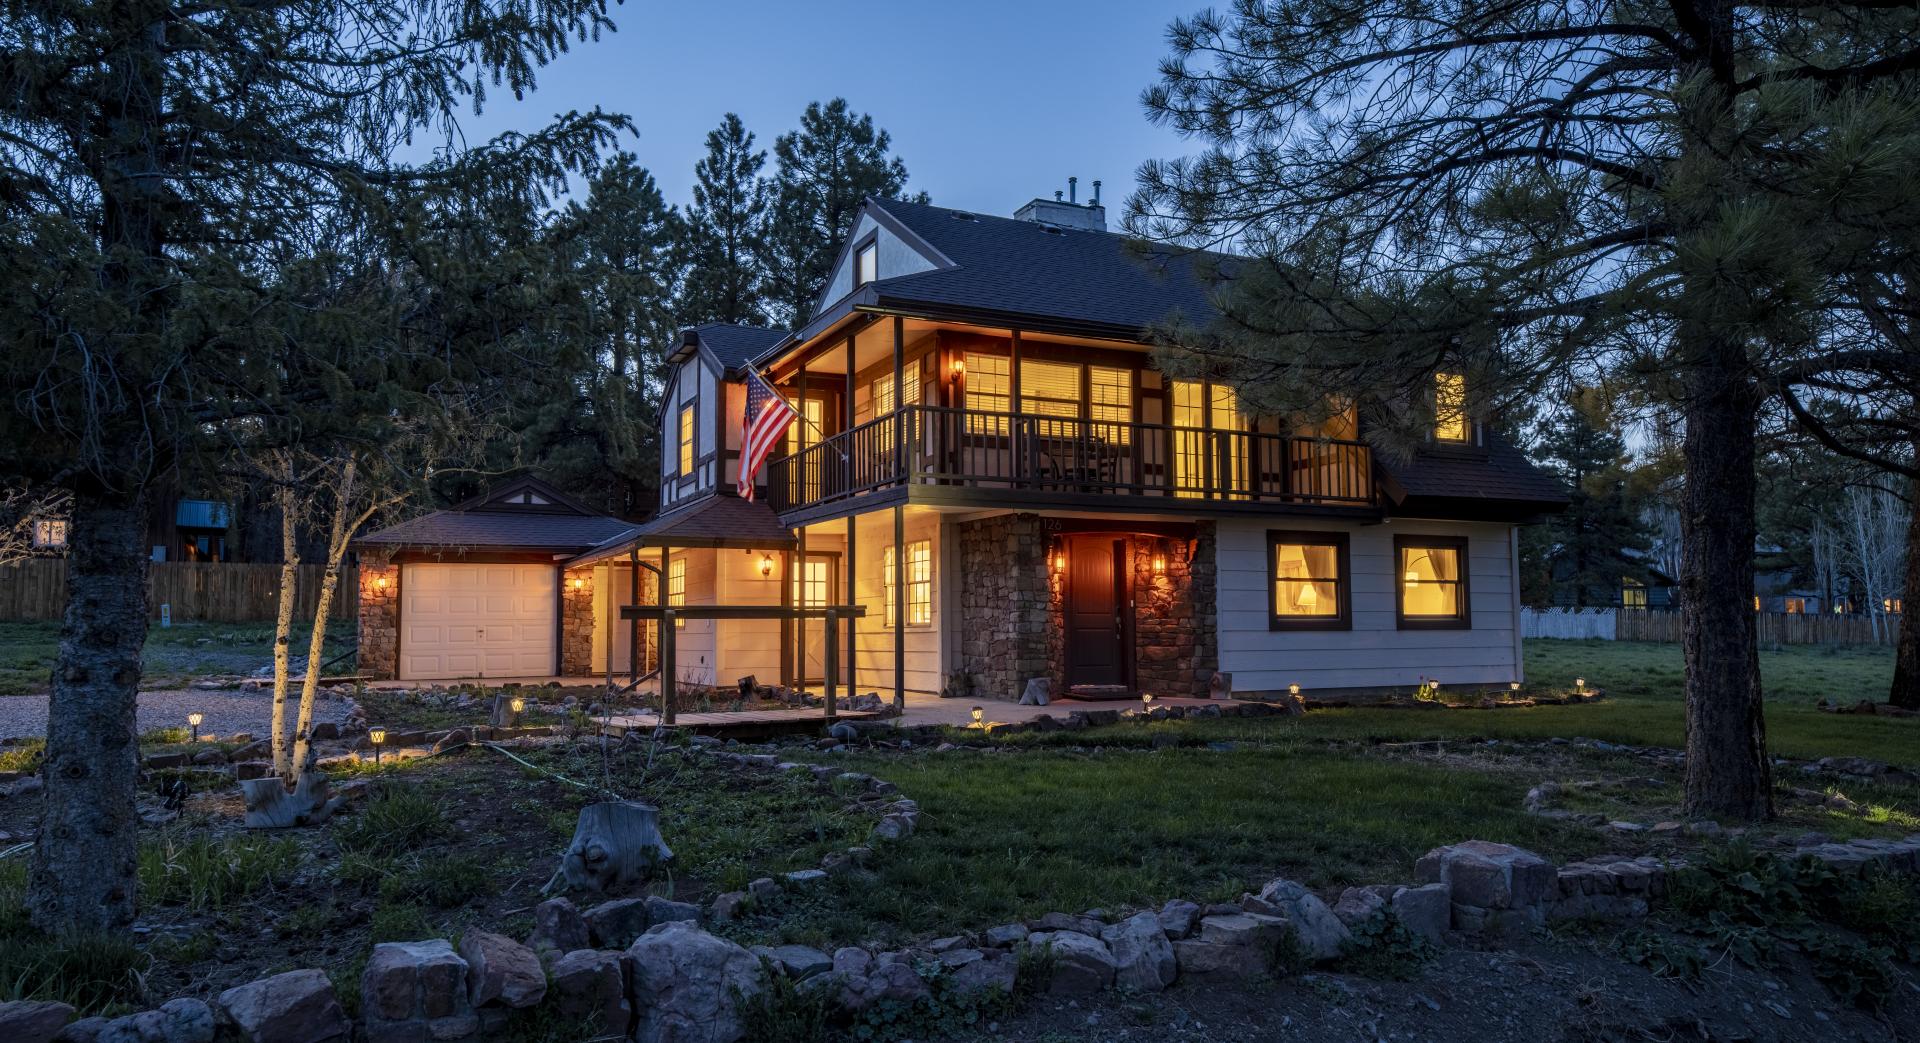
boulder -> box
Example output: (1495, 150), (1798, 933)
(1391, 883), (1450, 944)
(1332, 887), (1388, 927)
(1100, 912), (1177, 992)
(360, 939), (477, 1043)
(1414, 840), (1557, 914)
(625, 922), (764, 1043)
(983, 923), (1029, 948)
(946, 950), (1018, 997)
(645, 895), (702, 924)
(709, 891), (749, 923)
(583, 898), (652, 949)
(760, 945), (832, 981)
(95, 999), (215, 1043)
(54, 1016), (109, 1043)
(1255, 879), (1352, 961)
(1032, 911), (1104, 936)
(307, 722), (340, 741)
(527, 897), (590, 958)
(816, 948), (928, 1011)
(0, 1000), (75, 1043)
(548, 950), (632, 1040)
(215, 969), (349, 1043)
(1172, 939), (1261, 982)
(458, 931), (546, 1009)
(1197, 912), (1291, 949)
(1156, 899), (1201, 939)
(1029, 931), (1115, 995)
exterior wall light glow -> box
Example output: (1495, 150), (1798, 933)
(1152, 552), (1167, 574)
(948, 358), (965, 382)
(570, 576), (584, 591)
(187, 712), (203, 742)
(374, 575), (389, 590)
(759, 553), (775, 578)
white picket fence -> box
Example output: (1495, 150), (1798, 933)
(1521, 607), (1617, 640)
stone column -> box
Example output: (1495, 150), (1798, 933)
(357, 551), (399, 680)
(561, 567), (595, 677)
(957, 513), (1052, 700)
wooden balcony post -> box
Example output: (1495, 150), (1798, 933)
(893, 316), (906, 482)
(893, 503), (905, 714)
(823, 608), (838, 722)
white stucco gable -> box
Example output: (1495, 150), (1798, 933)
(814, 205), (946, 314)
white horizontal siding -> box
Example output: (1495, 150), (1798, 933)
(1216, 517), (1520, 693)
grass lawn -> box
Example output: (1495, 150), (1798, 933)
(0, 620), (352, 695)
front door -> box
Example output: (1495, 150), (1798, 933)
(1064, 535), (1130, 689)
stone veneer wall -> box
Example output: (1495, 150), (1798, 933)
(357, 551), (399, 680)
(956, 513), (1051, 700)
(561, 567), (595, 677)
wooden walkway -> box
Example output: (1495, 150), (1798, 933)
(601, 707), (883, 739)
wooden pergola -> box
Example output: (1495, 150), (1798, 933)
(620, 603), (869, 725)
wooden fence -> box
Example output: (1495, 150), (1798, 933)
(0, 559), (358, 624)
(1615, 609), (1900, 647)
(1521, 607), (1618, 640)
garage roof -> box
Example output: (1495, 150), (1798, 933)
(356, 476), (640, 555)
(569, 495), (796, 562)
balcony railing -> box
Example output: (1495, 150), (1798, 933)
(765, 405), (1374, 515)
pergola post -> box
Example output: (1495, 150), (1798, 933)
(627, 548), (640, 686)
(893, 316), (906, 715)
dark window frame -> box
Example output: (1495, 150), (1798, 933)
(853, 233), (879, 289)
(1394, 534), (1471, 630)
(1267, 530), (1352, 631)
(677, 402), (696, 476)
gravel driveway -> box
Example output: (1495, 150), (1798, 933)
(0, 687), (350, 741)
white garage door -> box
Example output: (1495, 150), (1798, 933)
(400, 564), (557, 680)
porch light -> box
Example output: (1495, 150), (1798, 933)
(948, 358), (965, 382)
(374, 575), (389, 590)
(187, 712), (203, 743)
(759, 552), (775, 578)
(1052, 544), (1066, 574)
(1153, 551), (1167, 575)
(570, 576), (584, 591)
(368, 727), (387, 764)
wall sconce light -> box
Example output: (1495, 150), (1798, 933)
(759, 552), (775, 578)
(947, 358), (965, 383)
(187, 712), (203, 743)
(1152, 550), (1167, 575)
(1052, 542), (1067, 574)
(569, 576), (584, 591)
(368, 726), (387, 764)
(1403, 569), (1419, 584)
(374, 575), (389, 591)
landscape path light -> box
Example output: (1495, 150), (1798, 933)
(1288, 683), (1301, 697)
(369, 726), (387, 764)
(187, 712), (203, 743)
(970, 706), (983, 729)
(1575, 677), (1587, 694)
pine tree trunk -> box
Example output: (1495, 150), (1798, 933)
(28, 486), (148, 933)
(271, 483), (299, 779)
(1679, 335), (1773, 821)
(1890, 466), (1920, 709)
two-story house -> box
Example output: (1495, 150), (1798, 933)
(354, 192), (1565, 697)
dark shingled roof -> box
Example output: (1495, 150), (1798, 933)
(569, 496), (796, 560)
(358, 512), (638, 553)
(860, 197), (1227, 336)
(1382, 435), (1570, 514)
(687, 322), (788, 371)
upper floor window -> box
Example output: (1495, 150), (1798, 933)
(1397, 535), (1470, 629)
(872, 370), (919, 416)
(854, 239), (878, 288)
(964, 353), (1010, 434)
(678, 404), (695, 475)
(1434, 373), (1469, 443)
(32, 518), (67, 548)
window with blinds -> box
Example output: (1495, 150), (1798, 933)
(872, 370), (919, 416)
(964, 353), (1009, 434)
(1088, 365), (1131, 443)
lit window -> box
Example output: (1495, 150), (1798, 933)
(793, 557), (829, 609)
(855, 240), (878, 288)
(872, 371), (919, 417)
(1269, 532), (1348, 629)
(1754, 596), (1763, 611)
(883, 540), (933, 627)
(1784, 597), (1806, 615)
(1172, 380), (1246, 498)
(1397, 537), (1469, 628)
(678, 404), (695, 476)
(1434, 373), (1469, 442)
(1621, 578), (1647, 610)
(964, 353), (1010, 434)
(1088, 365), (1132, 444)
(668, 557), (686, 629)
(31, 519), (67, 548)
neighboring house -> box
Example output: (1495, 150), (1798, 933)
(25, 493), (301, 563)
(354, 193), (1569, 694)
(1547, 554), (1677, 610)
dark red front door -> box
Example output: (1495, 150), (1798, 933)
(1065, 535), (1130, 689)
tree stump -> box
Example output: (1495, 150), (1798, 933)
(490, 694), (521, 729)
(240, 751), (344, 828)
(560, 802), (673, 892)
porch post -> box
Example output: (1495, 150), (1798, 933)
(780, 547), (794, 687)
(894, 504), (905, 713)
(661, 604), (676, 726)
(894, 315), (906, 479)
(796, 524), (808, 689)
(627, 548), (639, 686)
(845, 336), (857, 695)
(603, 563), (614, 692)
(824, 608), (839, 722)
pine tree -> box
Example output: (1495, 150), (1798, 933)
(1130, 1), (1920, 820)
(0, 0), (627, 933)
(762, 99), (923, 326)
(1537, 393), (1650, 607)
(681, 114), (770, 327)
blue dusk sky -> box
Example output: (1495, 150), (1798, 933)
(430, 0), (1199, 217)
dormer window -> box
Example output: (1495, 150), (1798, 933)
(678, 403), (695, 475)
(1434, 372), (1469, 443)
(854, 238), (878, 288)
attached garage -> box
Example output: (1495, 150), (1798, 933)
(353, 476), (641, 683)
(399, 563), (557, 681)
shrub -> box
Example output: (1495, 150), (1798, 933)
(0, 932), (148, 1014)
(139, 833), (301, 912)
(368, 902), (431, 943)
(378, 853), (497, 909)
(1337, 912), (1437, 980)
(139, 726), (190, 746)
(0, 739), (45, 773)
(334, 787), (449, 853)
(1800, 933), (1899, 1009)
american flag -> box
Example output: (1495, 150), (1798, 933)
(738, 369), (800, 501)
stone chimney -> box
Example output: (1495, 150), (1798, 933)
(1014, 177), (1106, 232)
